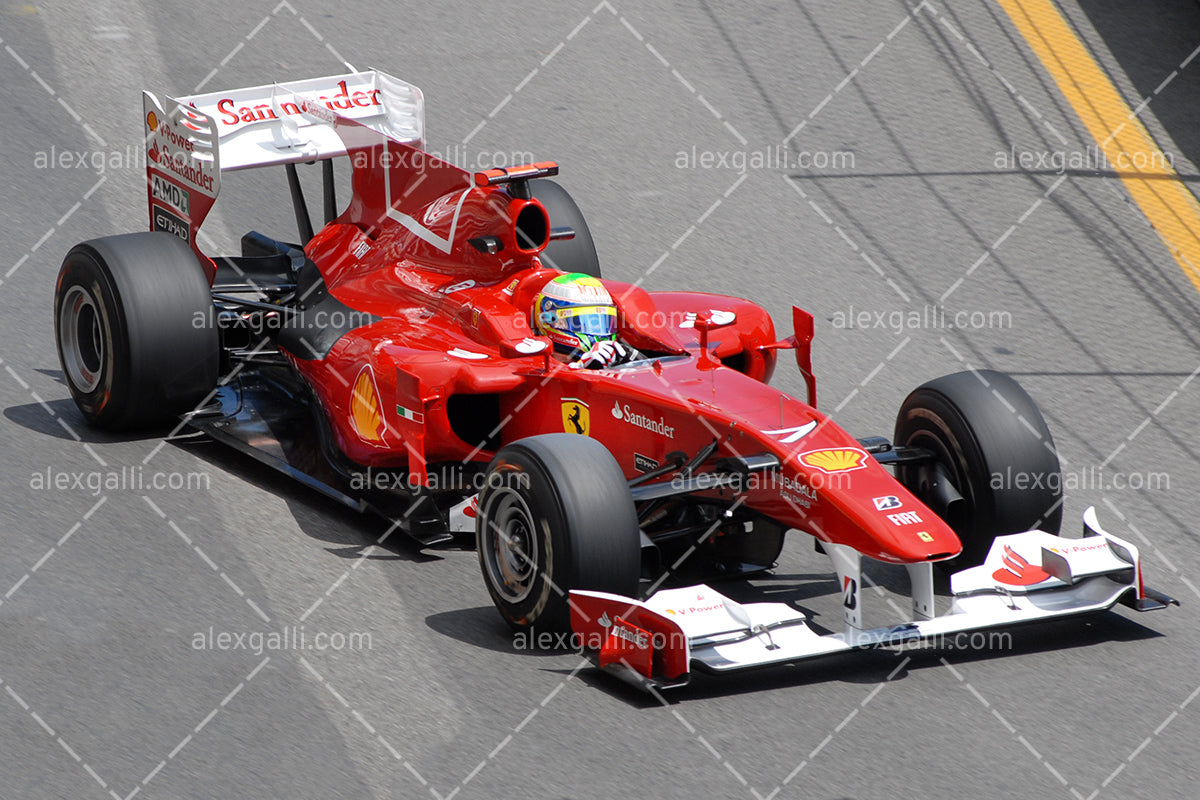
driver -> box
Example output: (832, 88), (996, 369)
(532, 273), (638, 369)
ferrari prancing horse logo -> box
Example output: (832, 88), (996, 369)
(562, 398), (590, 436)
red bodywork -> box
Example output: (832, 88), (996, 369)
(280, 117), (961, 566)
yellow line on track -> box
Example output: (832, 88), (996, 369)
(996, 0), (1200, 293)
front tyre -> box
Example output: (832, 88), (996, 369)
(894, 370), (1062, 569)
(477, 434), (640, 634)
(54, 232), (218, 430)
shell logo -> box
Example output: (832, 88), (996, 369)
(146, 111), (159, 132)
(798, 447), (868, 474)
(350, 366), (387, 444)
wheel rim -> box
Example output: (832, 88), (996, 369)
(479, 486), (540, 604)
(59, 285), (105, 393)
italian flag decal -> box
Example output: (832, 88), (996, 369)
(395, 404), (424, 424)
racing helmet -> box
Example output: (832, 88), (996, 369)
(533, 273), (618, 354)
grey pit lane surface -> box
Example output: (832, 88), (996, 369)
(1, 1), (1198, 798)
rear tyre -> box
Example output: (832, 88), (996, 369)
(529, 179), (601, 278)
(894, 370), (1062, 569)
(477, 433), (640, 635)
(54, 232), (218, 430)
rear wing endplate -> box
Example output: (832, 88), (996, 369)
(142, 69), (423, 269)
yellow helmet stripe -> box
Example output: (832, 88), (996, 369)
(552, 305), (616, 319)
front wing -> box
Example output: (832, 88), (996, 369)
(569, 507), (1177, 691)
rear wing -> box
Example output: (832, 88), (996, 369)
(142, 69), (423, 269)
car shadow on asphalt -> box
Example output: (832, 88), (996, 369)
(5, 395), (173, 443)
(424, 606), (544, 656)
(6, 369), (452, 565)
(655, 611), (1163, 704)
(170, 434), (446, 563)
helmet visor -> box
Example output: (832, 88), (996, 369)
(555, 305), (616, 337)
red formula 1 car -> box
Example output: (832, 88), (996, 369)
(54, 70), (1175, 690)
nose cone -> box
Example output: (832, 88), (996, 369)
(797, 454), (962, 563)
(844, 495), (963, 563)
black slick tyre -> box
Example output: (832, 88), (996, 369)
(54, 232), (218, 431)
(477, 433), (640, 635)
(894, 370), (1062, 569)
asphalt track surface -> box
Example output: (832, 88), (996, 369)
(2, 1), (1199, 798)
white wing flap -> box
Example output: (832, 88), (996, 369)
(166, 69), (423, 171)
(949, 529), (1134, 596)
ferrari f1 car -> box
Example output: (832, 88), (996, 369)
(54, 70), (1175, 690)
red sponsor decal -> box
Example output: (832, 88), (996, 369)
(600, 617), (653, 678)
(569, 593), (689, 681)
(215, 80), (382, 127)
(992, 545), (1051, 586)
